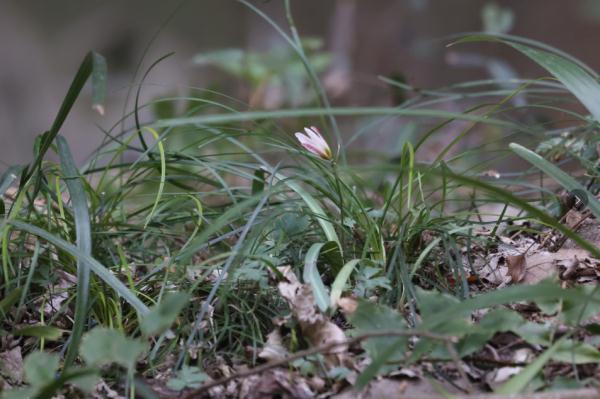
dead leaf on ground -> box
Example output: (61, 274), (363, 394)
(258, 329), (289, 362)
(507, 254), (527, 283)
(0, 346), (23, 384)
(239, 368), (314, 399)
(276, 266), (350, 368)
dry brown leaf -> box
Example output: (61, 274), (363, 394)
(565, 209), (585, 228)
(276, 266), (349, 367)
(258, 330), (289, 362)
(507, 254), (527, 283)
(239, 369), (314, 399)
(0, 346), (23, 384)
(337, 297), (358, 314)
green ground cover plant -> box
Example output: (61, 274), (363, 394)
(2, 2), (600, 398)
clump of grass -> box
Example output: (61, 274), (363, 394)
(3, 4), (600, 397)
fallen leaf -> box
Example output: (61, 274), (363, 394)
(0, 347), (23, 384)
(337, 297), (358, 314)
(507, 254), (526, 283)
(258, 330), (289, 362)
(276, 266), (349, 367)
(239, 368), (314, 399)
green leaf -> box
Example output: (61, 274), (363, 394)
(166, 366), (208, 391)
(348, 300), (408, 389)
(0, 166), (22, 197)
(24, 351), (60, 386)
(496, 337), (566, 394)
(91, 53), (107, 115)
(57, 135), (92, 368)
(140, 292), (190, 337)
(1, 387), (38, 399)
(80, 327), (146, 370)
(251, 168), (265, 195)
(513, 322), (552, 346)
(13, 325), (64, 341)
(552, 340), (600, 364)
(417, 287), (470, 335)
(454, 35), (600, 124)
(278, 175), (341, 253)
(0, 287), (22, 317)
(22, 51), (104, 184)
(142, 127), (166, 229)
(509, 42), (600, 123)
(457, 309), (525, 357)
(303, 243), (330, 312)
(510, 143), (600, 220)
(330, 259), (360, 308)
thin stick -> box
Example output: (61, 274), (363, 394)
(181, 329), (455, 398)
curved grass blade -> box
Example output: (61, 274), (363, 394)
(57, 135), (92, 367)
(142, 127), (166, 229)
(153, 107), (529, 133)
(23, 52), (104, 185)
(496, 337), (566, 394)
(180, 185), (274, 367)
(510, 143), (600, 219)
(91, 53), (107, 115)
(330, 259), (360, 308)
(272, 173), (341, 254)
(303, 243), (330, 312)
(6, 220), (149, 315)
(431, 167), (600, 259)
(454, 35), (600, 123)
(0, 165), (22, 197)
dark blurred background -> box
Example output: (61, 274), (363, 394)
(2, 0), (600, 166)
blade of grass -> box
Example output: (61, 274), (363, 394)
(330, 259), (360, 308)
(510, 143), (600, 219)
(22, 51), (104, 185)
(496, 337), (567, 394)
(454, 35), (600, 124)
(303, 243), (331, 312)
(142, 127), (166, 228)
(57, 135), (93, 368)
(6, 220), (149, 315)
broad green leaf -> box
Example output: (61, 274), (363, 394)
(166, 366), (208, 391)
(349, 300), (408, 389)
(80, 327), (146, 370)
(24, 351), (60, 386)
(0, 287), (22, 317)
(510, 42), (600, 123)
(457, 309), (525, 357)
(140, 292), (190, 337)
(513, 322), (552, 346)
(552, 340), (600, 364)
(510, 143), (600, 220)
(496, 337), (566, 394)
(417, 287), (470, 335)
(303, 243), (330, 312)
(278, 175), (341, 253)
(13, 325), (64, 341)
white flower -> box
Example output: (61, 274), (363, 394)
(294, 126), (332, 160)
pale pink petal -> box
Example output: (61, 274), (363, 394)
(304, 127), (321, 143)
(295, 132), (311, 146)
